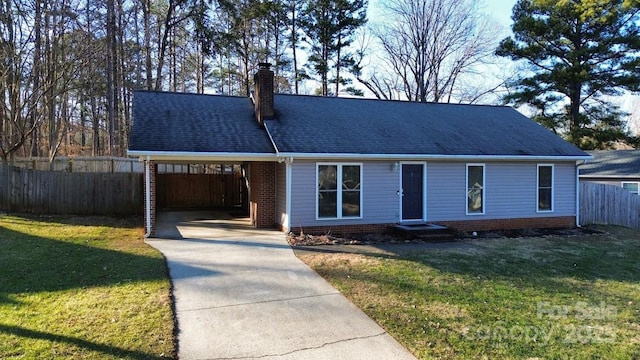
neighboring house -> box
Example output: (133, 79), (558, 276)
(579, 150), (640, 195)
(128, 63), (591, 237)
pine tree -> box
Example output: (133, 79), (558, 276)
(496, 0), (640, 149)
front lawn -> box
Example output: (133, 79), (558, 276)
(297, 226), (640, 359)
(0, 215), (175, 359)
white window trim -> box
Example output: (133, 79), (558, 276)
(621, 181), (640, 195)
(466, 163), (485, 216)
(316, 162), (363, 220)
(537, 164), (554, 213)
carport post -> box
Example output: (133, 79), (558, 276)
(144, 155), (153, 238)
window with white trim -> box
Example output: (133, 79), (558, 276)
(622, 182), (639, 195)
(317, 163), (362, 219)
(466, 164), (485, 215)
(537, 164), (553, 212)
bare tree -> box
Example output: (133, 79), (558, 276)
(372, 0), (497, 103)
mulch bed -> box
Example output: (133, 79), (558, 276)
(286, 226), (605, 246)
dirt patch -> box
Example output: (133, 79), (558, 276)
(287, 232), (404, 246)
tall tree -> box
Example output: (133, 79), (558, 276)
(496, 0), (640, 149)
(300, 0), (367, 96)
(371, 0), (497, 103)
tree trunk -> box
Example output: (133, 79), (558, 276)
(106, 0), (116, 155)
(155, 0), (175, 91)
(290, 0), (299, 94)
(335, 32), (341, 96)
(30, 0), (42, 157)
(144, 0), (153, 90)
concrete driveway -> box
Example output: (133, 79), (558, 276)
(147, 211), (416, 360)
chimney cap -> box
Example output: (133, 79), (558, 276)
(258, 62), (272, 70)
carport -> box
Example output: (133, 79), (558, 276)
(135, 156), (278, 238)
(127, 84), (281, 237)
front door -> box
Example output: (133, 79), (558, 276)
(402, 164), (424, 221)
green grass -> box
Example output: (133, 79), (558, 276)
(297, 226), (640, 359)
(0, 214), (175, 359)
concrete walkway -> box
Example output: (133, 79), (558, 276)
(147, 211), (416, 360)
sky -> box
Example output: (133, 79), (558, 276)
(368, 0), (517, 30)
(360, 0), (519, 103)
(484, 0), (518, 27)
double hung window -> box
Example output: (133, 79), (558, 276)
(317, 164), (362, 219)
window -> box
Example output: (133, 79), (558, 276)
(622, 182), (639, 195)
(317, 163), (362, 219)
(537, 165), (553, 212)
(466, 164), (484, 215)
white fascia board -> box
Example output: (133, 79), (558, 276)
(276, 152), (592, 162)
(579, 174), (640, 178)
(126, 150), (278, 162)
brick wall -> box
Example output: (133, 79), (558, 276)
(249, 162), (276, 228)
(144, 161), (157, 237)
(254, 63), (274, 124)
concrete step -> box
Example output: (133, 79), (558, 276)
(390, 223), (457, 242)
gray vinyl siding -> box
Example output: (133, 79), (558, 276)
(288, 160), (578, 227)
(275, 162), (287, 229)
(290, 160), (399, 227)
(427, 161), (576, 221)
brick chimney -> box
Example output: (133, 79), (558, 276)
(254, 62), (274, 124)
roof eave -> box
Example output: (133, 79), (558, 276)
(276, 152), (592, 162)
(126, 150), (278, 162)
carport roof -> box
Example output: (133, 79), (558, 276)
(128, 91), (276, 158)
(580, 150), (640, 177)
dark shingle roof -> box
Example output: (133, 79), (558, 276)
(265, 95), (589, 157)
(579, 150), (640, 177)
(129, 91), (274, 154)
(129, 91), (589, 159)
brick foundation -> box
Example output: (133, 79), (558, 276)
(249, 162), (276, 228)
(287, 216), (576, 235)
(437, 216), (576, 233)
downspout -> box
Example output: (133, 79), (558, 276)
(575, 159), (587, 228)
(144, 156), (152, 237)
(285, 157), (293, 232)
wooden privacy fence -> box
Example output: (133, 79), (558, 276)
(12, 156), (143, 173)
(580, 182), (640, 230)
(156, 173), (244, 210)
(0, 165), (143, 215)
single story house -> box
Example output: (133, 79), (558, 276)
(579, 150), (640, 195)
(128, 63), (591, 237)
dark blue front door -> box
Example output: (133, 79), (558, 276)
(402, 164), (423, 220)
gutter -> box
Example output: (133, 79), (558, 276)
(274, 152), (592, 162)
(126, 150), (278, 162)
